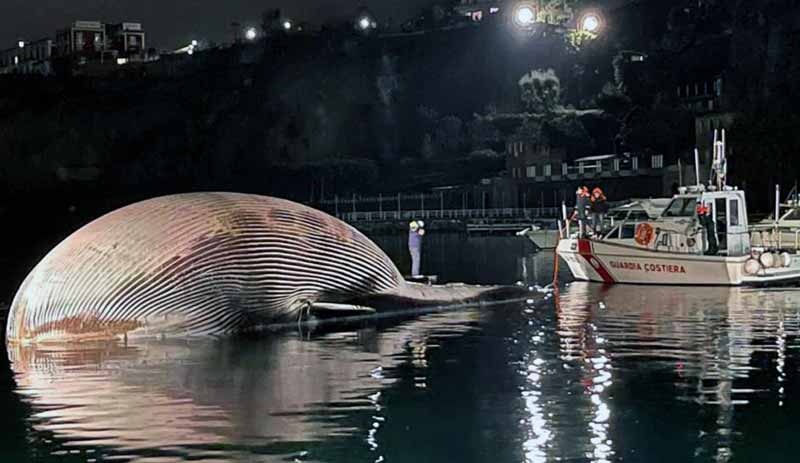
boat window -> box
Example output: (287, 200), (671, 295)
(621, 224), (636, 239)
(629, 211), (649, 221)
(661, 198), (697, 217)
(782, 209), (800, 221)
(730, 199), (739, 226)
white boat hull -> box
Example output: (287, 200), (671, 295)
(557, 238), (800, 286)
(524, 229), (560, 249)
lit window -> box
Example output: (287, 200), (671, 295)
(526, 165), (536, 178)
(543, 164), (551, 176)
(652, 154), (663, 169)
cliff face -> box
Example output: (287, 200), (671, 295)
(0, 24), (586, 204)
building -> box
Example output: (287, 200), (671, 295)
(671, 33), (736, 158)
(0, 38), (53, 75)
(51, 20), (150, 74)
(505, 150), (675, 208)
(455, 0), (576, 24)
(56, 21), (107, 59)
(454, 0), (502, 22)
(106, 23), (146, 61)
(493, 110), (676, 208)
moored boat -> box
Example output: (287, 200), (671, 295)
(750, 187), (800, 251)
(518, 198), (670, 250)
(557, 131), (800, 286)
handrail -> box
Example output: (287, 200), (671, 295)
(335, 207), (561, 222)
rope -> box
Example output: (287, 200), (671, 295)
(552, 229), (561, 287)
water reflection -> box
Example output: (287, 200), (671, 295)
(554, 282), (800, 462)
(5, 248), (800, 462)
(8, 310), (484, 462)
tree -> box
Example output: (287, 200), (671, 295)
(434, 115), (465, 157)
(519, 69), (561, 113)
(468, 116), (501, 151)
(730, 109), (800, 211)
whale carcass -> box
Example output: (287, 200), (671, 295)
(6, 193), (522, 344)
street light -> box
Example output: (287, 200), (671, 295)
(17, 40), (25, 48)
(514, 5), (536, 27)
(282, 20), (293, 31)
(245, 27), (257, 41)
(580, 13), (602, 33)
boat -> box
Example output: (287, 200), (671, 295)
(607, 197), (672, 224)
(517, 198), (669, 250)
(750, 186), (800, 251)
(516, 221), (560, 249)
(557, 131), (800, 286)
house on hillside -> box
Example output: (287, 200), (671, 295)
(488, 111), (678, 208)
(0, 38), (53, 75)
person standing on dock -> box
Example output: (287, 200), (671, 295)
(409, 220), (425, 277)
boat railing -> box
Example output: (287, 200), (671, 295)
(750, 225), (800, 251)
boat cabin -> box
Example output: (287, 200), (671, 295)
(601, 188), (750, 257)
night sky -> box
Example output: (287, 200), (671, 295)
(0, 0), (436, 50)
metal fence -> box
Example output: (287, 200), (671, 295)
(336, 207), (560, 223)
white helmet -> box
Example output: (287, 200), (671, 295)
(409, 221), (419, 231)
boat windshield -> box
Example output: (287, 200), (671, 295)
(661, 197), (698, 217)
(781, 208), (800, 221)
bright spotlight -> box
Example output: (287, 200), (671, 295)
(282, 20), (292, 31)
(515, 6), (535, 26)
(17, 40), (25, 48)
(581, 13), (601, 33)
(245, 27), (257, 40)
(358, 17), (371, 30)
(191, 40), (198, 47)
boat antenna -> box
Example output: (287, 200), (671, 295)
(694, 148), (701, 188)
(708, 130), (717, 186)
(710, 129), (727, 190)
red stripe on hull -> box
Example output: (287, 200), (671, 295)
(577, 239), (616, 284)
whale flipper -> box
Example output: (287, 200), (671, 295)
(310, 302), (377, 314)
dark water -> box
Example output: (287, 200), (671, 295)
(3, 234), (800, 462)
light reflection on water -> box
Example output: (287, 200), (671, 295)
(8, 309), (487, 462)
(3, 238), (800, 462)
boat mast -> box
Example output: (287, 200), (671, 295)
(710, 129), (727, 190)
(694, 148), (701, 188)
